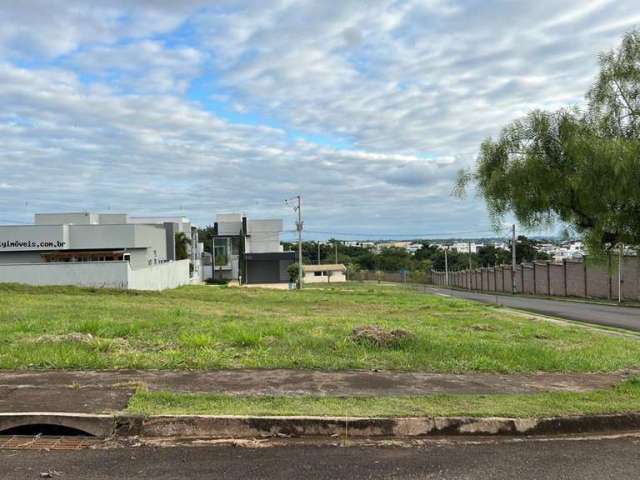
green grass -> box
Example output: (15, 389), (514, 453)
(1, 282), (640, 372)
(127, 378), (640, 418)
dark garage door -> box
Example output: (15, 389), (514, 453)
(246, 260), (281, 284)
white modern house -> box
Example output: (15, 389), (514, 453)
(0, 212), (200, 290)
(207, 213), (295, 284)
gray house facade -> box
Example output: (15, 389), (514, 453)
(209, 213), (295, 284)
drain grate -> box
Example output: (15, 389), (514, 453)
(0, 435), (101, 450)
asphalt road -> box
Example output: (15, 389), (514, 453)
(3, 435), (640, 479)
(425, 287), (640, 332)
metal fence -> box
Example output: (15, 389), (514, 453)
(431, 256), (640, 301)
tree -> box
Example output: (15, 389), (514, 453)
(477, 237), (549, 266)
(288, 262), (300, 285)
(476, 245), (510, 266)
(457, 30), (640, 254)
(376, 247), (412, 272)
(197, 226), (216, 254)
(174, 232), (191, 260)
(356, 252), (377, 271)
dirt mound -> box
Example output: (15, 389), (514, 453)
(350, 325), (414, 347)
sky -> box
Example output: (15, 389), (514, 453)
(1, 0), (638, 240)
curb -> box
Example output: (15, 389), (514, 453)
(121, 413), (640, 438)
(4, 412), (640, 439)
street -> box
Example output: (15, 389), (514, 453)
(425, 287), (640, 332)
(2, 434), (640, 479)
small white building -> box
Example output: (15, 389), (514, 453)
(303, 264), (347, 283)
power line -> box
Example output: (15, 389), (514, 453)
(298, 228), (503, 238)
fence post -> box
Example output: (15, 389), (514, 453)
(563, 259), (567, 297)
(584, 257), (588, 298)
(547, 261), (551, 296)
(608, 253), (612, 300)
(533, 263), (537, 295)
(520, 264), (524, 294)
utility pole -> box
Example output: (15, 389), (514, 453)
(317, 242), (321, 265)
(296, 195), (303, 289)
(444, 246), (449, 286)
(335, 241), (338, 264)
(511, 224), (516, 294)
(286, 195), (304, 289)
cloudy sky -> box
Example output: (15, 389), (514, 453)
(1, 1), (637, 239)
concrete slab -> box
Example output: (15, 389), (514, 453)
(0, 386), (134, 414)
(0, 369), (632, 399)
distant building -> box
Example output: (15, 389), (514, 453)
(303, 264), (347, 283)
(0, 212), (200, 290)
(208, 213), (295, 284)
(375, 241), (422, 253)
(451, 242), (485, 254)
(343, 241), (375, 249)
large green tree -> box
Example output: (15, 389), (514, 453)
(457, 30), (640, 254)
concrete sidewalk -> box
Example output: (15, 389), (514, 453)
(1, 369), (635, 414)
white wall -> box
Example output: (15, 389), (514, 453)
(0, 262), (129, 288)
(303, 271), (347, 283)
(0, 259), (191, 291)
(0, 225), (69, 252)
(216, 213), (243, 235)
(127, 260), (191, 291)
(246, 219), (283, 253)
(98, 213), (128, 224)
(128, 216), (190, 233)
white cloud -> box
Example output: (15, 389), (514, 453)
(0, 0), (637, 236)
(70, 41), (204, 93)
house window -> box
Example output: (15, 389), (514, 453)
(314, 271), (324, 276)
(214, 238), (230, 267)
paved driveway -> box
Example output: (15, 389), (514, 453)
(424, 287), (640, 332)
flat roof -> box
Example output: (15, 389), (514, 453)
(303, 264), (346, 272)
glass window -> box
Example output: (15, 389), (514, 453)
(214, 238), (230, 266)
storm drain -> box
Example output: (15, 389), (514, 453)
(0, 424), (94, 437)
(0, 423), (102, 449)
(0, 435), (100, 450)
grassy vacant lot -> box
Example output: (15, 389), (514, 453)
(128, 378), (640, 418)
(1, 282), (639, 372)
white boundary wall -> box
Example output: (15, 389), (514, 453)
(303, 272), (347, 284)
(128, 260), (191, 290)
(0, 260), (191, 291)
(0, 262), (129, 288)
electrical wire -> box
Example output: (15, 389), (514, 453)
(289, 228), (503, 238)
